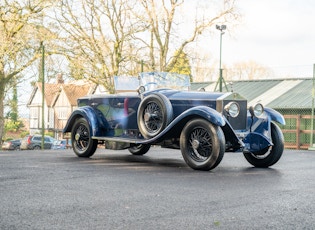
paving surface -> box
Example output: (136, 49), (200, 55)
(0, 147), (314, 229)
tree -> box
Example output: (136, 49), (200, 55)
(53, 0), (240, 92)
(4, 79), (24, 134)
(4, 76), (24, 135)
(227, 61), (274, 80)
(54, 0), (146, 93)
(167, 50), (192, 81)
(0, 0), (53, 142)
(139, 0), (240, 72)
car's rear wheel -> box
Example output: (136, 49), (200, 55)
(180, 119), (225, 171)
(128, 144), (151, 155)
(137, 93), (173, 139)
(71, 117), (98, 157)
(243, 122), (284, 167)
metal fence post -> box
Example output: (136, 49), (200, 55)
(308, 64), (315, 150)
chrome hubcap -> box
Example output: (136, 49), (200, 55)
(75, 133), (80, 141)
(192, 139), (200, 150)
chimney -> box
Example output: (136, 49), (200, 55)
(56, 73), (64, 84)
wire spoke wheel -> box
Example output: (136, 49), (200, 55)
(138, 93), (173, 139)
(71, 117), (97, 157)
(128, 144), (151, 155)
(74, 124), (90, 152)
(144, 101), (163, 134)
(188, 127), (213, 162)
(180, 119), (225, 171)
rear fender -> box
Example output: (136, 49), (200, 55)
(63, 106), (109, 136)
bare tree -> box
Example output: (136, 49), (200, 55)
(188, 47), (218, 82)
(54, 0), (146, 93)
(50, 0), (240, 92)
(139, 0), (240, 72)
(227, 61), (274, 80)
(0, 0), (53, 142)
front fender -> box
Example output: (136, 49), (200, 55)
(243, 132), (273, 153)
(63, 106), (109, 136)
(139, 106), (226, 143)
(264, 107), (286, 125)
(243, 107), (285, 153)
(176, 106), (226, 127)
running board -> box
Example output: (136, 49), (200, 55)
(92, 136), (148, 144)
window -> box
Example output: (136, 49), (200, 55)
(58, 107), (68, 119)
(33, 136), (41, 141)
(44, 137), (52, 143)
(30, 107), (39, 118)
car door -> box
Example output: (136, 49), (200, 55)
(44, 137), (53, 149)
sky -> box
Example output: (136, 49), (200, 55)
(16, 0), (315, 118)
(209, 0), (315, 78)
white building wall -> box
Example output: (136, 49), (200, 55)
(28, 87), (54, 133)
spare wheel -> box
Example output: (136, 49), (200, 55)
(137, 93), (173, 139)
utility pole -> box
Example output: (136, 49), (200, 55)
(41, 42), (45, 150)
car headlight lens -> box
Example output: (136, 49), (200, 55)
(253, 103), (264, 117)
(137, 85), (145, 94)
(224, 102), (240, 118)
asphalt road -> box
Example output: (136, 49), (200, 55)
(0, 147), (314, 230)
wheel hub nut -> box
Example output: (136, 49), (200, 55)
(192, 139), (200, 150)
(144, 113), (151, 122)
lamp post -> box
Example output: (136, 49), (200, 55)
(216, 24), (226, 92)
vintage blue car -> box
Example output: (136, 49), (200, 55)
(63, 72), (285, 171)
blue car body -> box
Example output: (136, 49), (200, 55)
(63, 73), (285, 170)
(64, 89), (284, 152)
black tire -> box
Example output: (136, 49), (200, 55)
(71, 117), (98, 157)
(128, 144), (151, 155)
(137, 93), (173, 139)
(243, 122), (284, 168)
(33, 145), (41, 150)
(180, 119), (225, 171)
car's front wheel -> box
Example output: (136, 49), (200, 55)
(71, 117), (98, 157)
(243, 122), (284, 168)
(180, 119), (225, 171)
(128, 144), (151, 155)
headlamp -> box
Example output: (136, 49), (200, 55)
(224, 102), (240, 118)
